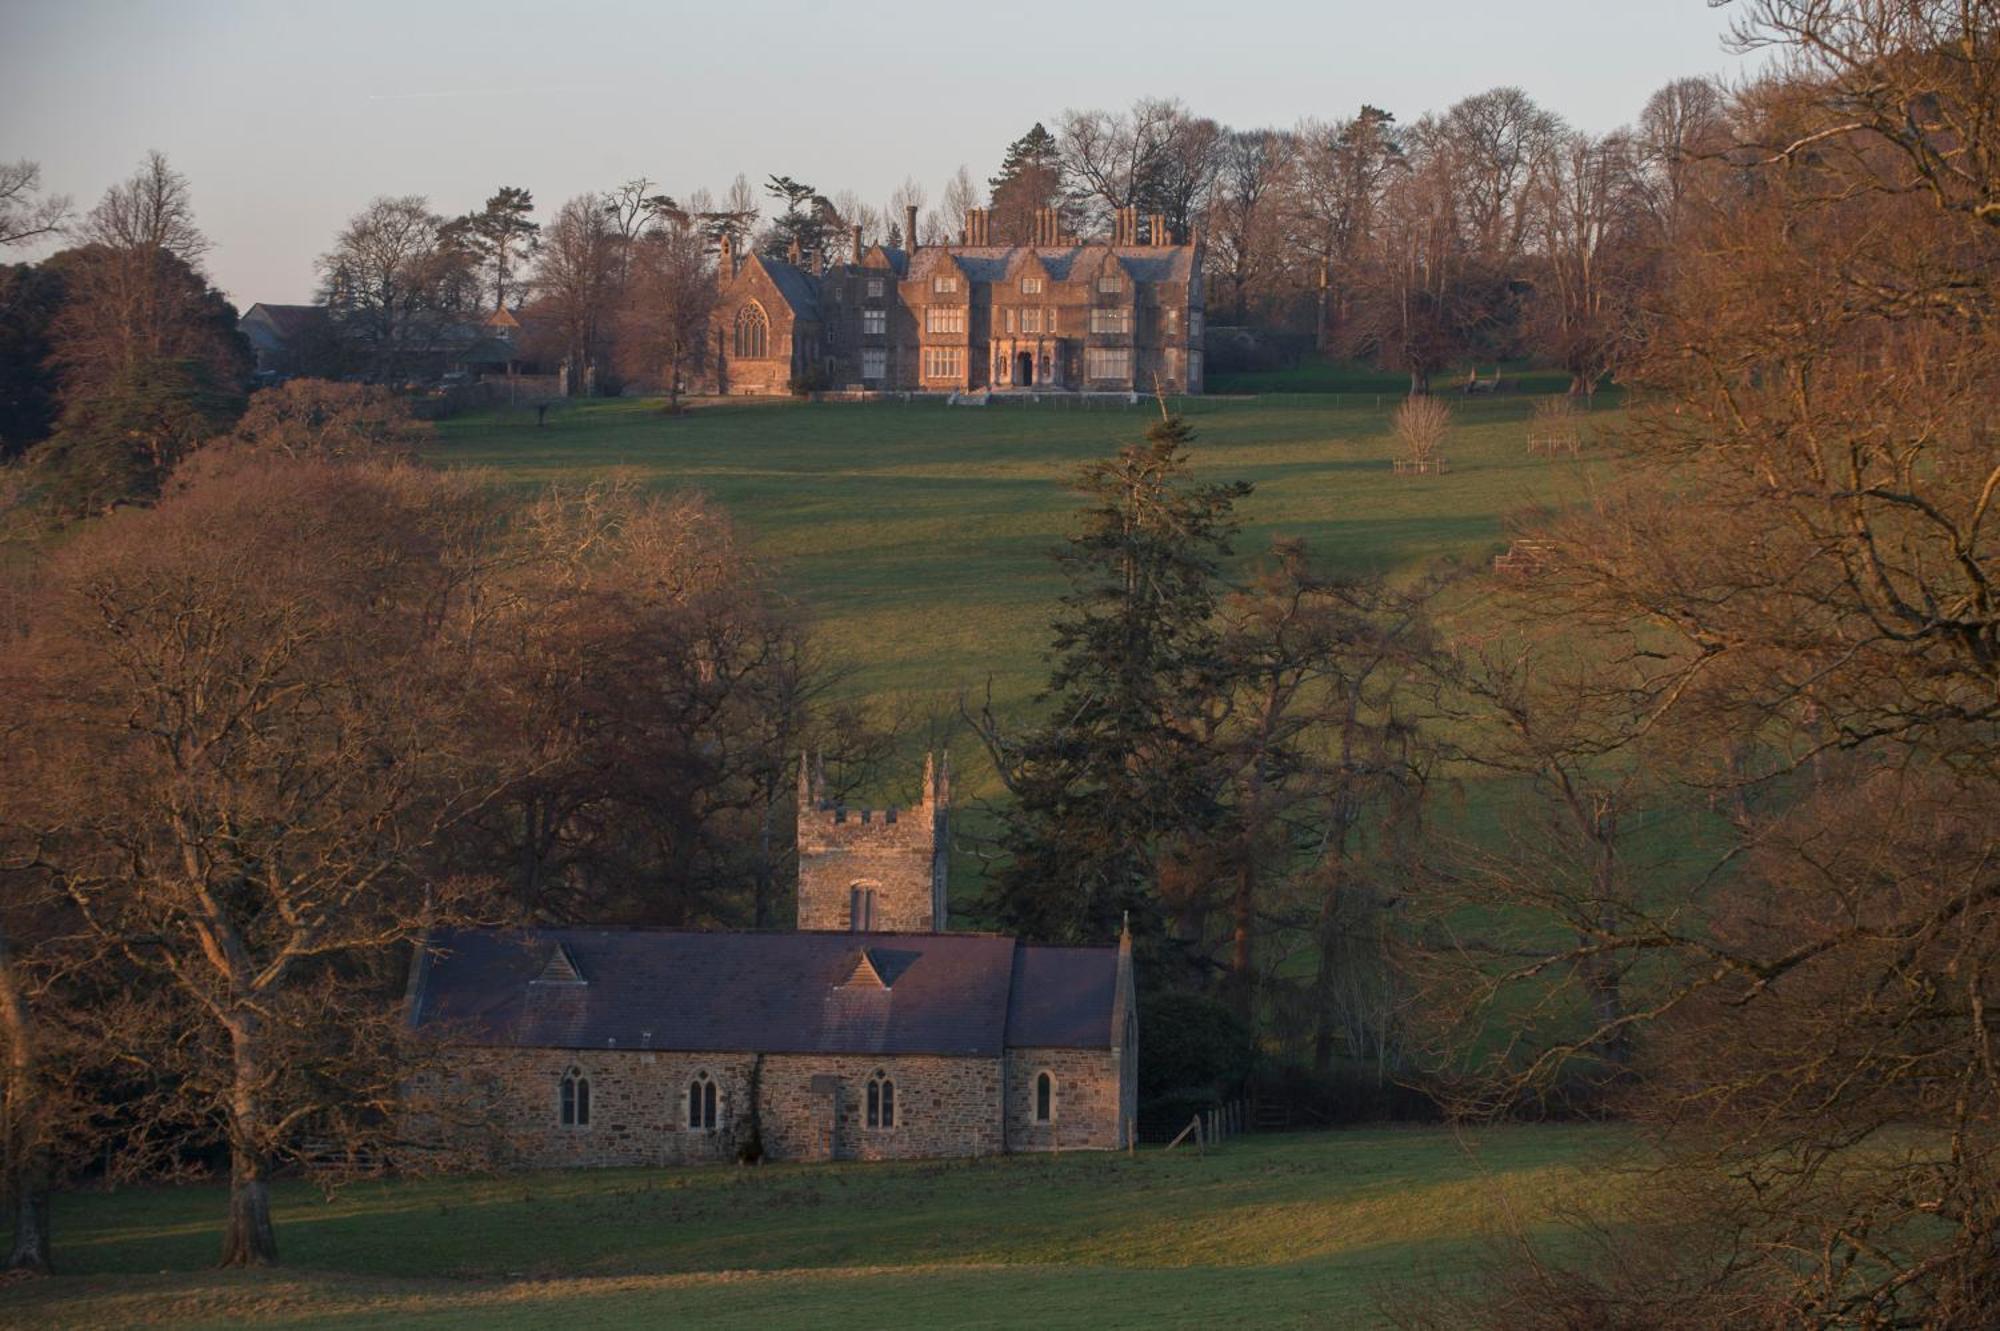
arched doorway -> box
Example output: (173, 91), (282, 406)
(1016, 350), (1034, 387)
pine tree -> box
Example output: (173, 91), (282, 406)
(977, 412), (1250, 946)
(452, 186), (539, 309)
(988, 124), (1064, 244)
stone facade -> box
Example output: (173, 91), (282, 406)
(1004, 1048), (1122, 1152)
(709, 205), (1204, 397)
(711, 236), (819, 396)
(795, 753), (949, 932)
(431, 1047), (1010, 1168)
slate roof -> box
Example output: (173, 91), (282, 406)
(409, 927), (1122, 1058)
(752, 255), (821, 321)
(1006, 945), (1121, 1048)
(902, 244), (1197, 286)
(242, 302), (329, 338)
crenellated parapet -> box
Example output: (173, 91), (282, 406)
(796, 753), (950, 933)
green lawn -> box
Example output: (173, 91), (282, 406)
(4, 1125), (1638, 1329)
(431, 391), (1618, 716)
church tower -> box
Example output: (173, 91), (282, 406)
(795, 753), (950, 933)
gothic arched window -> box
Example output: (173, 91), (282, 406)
(734, 302), (769, 359)
(688, 1071), (719, 1131)
(559, 1066), (591, 1128)
(1035, 1070), (1056, 1124)
(866, 1070), (896, 1129)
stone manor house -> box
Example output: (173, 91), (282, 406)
(708, 205), (1206, 396)
(405, 756), (1138, 1166)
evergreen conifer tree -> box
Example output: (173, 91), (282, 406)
(978, 411), (1250, 946)
(988, 124), (1065, 244)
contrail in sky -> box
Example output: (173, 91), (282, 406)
(366, 85), (594, 101)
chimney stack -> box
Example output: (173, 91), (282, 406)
(1151, 214), (1167, 247)
(905, 204), (920, 251)
(852, 224), (863, 264)
(786, 237), (802, 266)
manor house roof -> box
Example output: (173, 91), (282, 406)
(903, 244), (1197, 286)
(409, 927), (1121, 1058)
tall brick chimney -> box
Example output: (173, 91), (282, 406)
(852, 224), (863, 264)
(905, 204), (919, 251)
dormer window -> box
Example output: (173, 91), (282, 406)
(932, 275), (958, 294)
(1021, 277), (1044, 294)
(867, 277), (884, 298)
(1097, 274), (1123, 293)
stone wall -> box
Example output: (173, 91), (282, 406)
(1003, 1047), (1129, 1152)
(711, 259), (807, 396)
(796, 800), (944, 933)
(415, 1046), (1004, 1168)
(758, 1053), (1003, 1162)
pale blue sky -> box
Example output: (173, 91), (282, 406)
(1, 0), (1756, 305)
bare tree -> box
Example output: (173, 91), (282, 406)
(529, 195), (618, 391)
(48, 153), (242, 393)
(1208, 129), (1292, 323)
(941, 165), (980, 242)
(0, 161), (69, 248)
(887, 177), (927, 247)
(9, 453), (508, 1265)
(1391, 394), (1450, 466)
(615, 215), (714, 410)
(316, 195), (480, 382)
(1632, 77), (1728, 245)
(1058, 97), (1188, 230)
(1284, 108), (1404, 347)
(1530, 131), (1643, 394)
(1413, 5), (2000, 1318)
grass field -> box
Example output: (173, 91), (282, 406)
(2, 1125), (1638, 1329)
(431, 390), (1619, 717)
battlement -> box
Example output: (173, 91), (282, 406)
(796, 753), (950, 933)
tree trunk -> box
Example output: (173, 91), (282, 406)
(0, 925), (52, 1273)
(219, 1154), (276, 1267)
(7, 1167), (52, 1274)
(219, 1020), (278, 1267)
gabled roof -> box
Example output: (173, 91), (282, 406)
(1006, 945), (1121, 1048)
(453, 336), (519, 366)
(240, 303), (328, 339)
(899, 242), (1196, 287)
(859, 245), (908, 276)
(410, 928), (1025, 1057)
(741, 253), (820, 321)
(411, 927), (1127, 1057)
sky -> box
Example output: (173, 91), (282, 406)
(1, 0), (1760, 308)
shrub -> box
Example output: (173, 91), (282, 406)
(1138, 990), (1256, 1110)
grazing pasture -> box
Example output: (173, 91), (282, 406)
(2, 1126), (1636, 1330)
(430, 390), (1618, 714)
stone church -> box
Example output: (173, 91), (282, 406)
(708, 205), (1205, 396)
(405, 755), (1137, 1166)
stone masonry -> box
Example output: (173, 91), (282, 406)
(795, 752), (949, 932)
